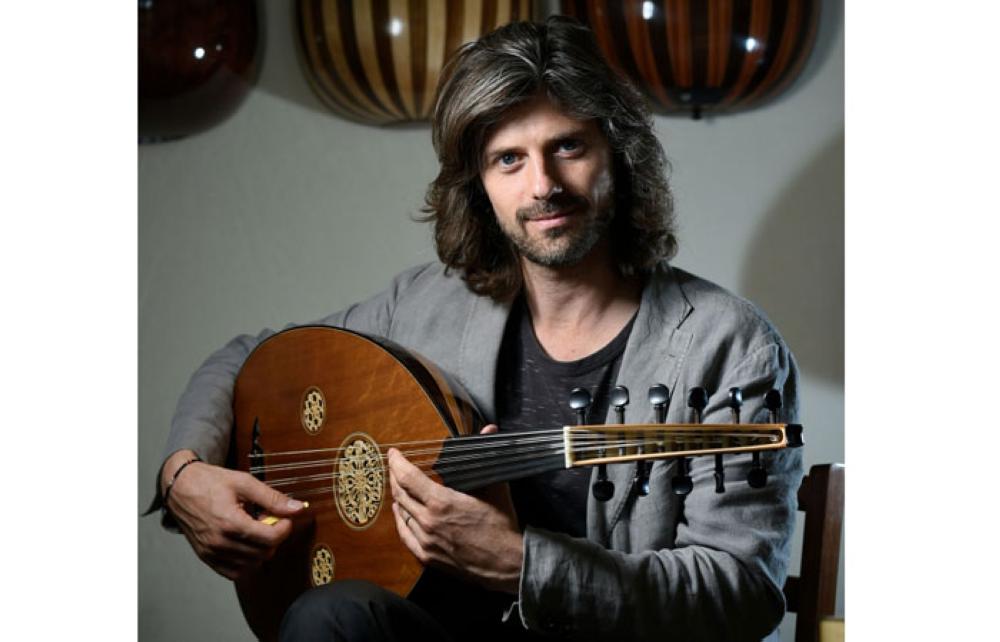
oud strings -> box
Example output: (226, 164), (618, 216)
(249, 430), (778, 496)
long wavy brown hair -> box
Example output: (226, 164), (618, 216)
(422, 16), (677, 301)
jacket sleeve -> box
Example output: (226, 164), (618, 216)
(517, 340), (802, 641)
(146, 263), (436, 522)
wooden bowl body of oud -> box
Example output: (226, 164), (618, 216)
(230, 326), (480, 641)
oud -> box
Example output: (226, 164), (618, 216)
(230, 326), (802, 640)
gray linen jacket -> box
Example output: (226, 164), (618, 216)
(160, 261), (802, 641)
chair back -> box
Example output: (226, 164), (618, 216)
(783, 463), (845, 642)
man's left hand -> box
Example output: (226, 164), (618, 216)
(387, 425), (523, 594)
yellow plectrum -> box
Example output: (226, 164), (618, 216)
(261, 515), (279, 526)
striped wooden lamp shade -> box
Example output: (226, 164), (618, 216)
(297, 0), (534, 125)
(560, 0), (820, 118)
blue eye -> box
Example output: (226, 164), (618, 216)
(498, 152), (517, 167)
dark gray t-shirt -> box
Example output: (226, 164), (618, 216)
(495, 297), (635, 538)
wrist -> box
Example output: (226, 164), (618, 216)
(500, 532), (525, 594)
(160, 449), (199, 496)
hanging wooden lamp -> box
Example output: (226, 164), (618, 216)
(296, 0), (534, 125)
(138, 0), (264, 143)
(559, 0), (820, 118)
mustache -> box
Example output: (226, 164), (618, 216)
(516, 193), (588, 222)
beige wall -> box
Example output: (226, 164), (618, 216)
(138, 3), (844, 639)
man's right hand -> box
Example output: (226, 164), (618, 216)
(161, 449), (307, 581)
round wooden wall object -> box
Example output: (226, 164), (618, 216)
(559, 0), (820, 118)
(296, 0), (534, 125)
(138, 0), (263, 142)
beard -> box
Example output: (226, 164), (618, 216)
(498, 191), (613, 268)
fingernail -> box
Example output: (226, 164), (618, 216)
(287, 499), (303, 510)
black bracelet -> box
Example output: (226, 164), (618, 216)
(162, 455), (203, 510)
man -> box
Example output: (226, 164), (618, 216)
(151, 17), (801, 642)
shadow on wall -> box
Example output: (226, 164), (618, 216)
(740, 131), (844, 385)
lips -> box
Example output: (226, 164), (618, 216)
(521, 208), (582, 232)
(525, 206), (577, 222)
(520, 202), (584, 223)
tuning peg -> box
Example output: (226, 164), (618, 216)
(611, 385), (629, 423)
(765, 389), (783, 422)
(635, 469), (651, 496)
(571, 387), (613, 502)
(671, 457), (693, 496)
(634, 384), (670, 497)
(648, 384), (670, 459)
(786, 423), (804, 447)
(712, 388), (743, 494)
(592, 469), (615, 501)
(569, 387), (592, 424)
(648, 384), (669, 423)
(630, 383), (650, 495)
(634, 450), (652, 497)
(663, 387), (701, 496)
(747, 455), (768, 488)
(727, 387), (743, 423)
(610, 385), (629, 460)
(754, 391), (795, 486)
(687, 387), (708, 423)
(593, 477), (615, 501)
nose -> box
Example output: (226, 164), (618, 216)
(530, 156), (562, 200)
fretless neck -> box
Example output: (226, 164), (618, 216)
(432, 422), (794, 493)
(434, 430), (567, 493)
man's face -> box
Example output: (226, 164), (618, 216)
(480, 96), (614, 268)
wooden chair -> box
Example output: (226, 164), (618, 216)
(783, 463), (845, 642)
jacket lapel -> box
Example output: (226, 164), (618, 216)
(591, 264), (695, 538)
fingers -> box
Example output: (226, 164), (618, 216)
(224, 506), (295, 549)
(387, 448), (461, 555)
(203, 532), (271, 560)
(235, 473), (306, 517)
(179, 503), (289, 553)
(480, 423), (499, 435)
(177, 517), (280, 581)
(391, 501), (430, 565)
(168, 462), (301, 579)
(388, 462), (430, 530)
(387, 448), (439, 505)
